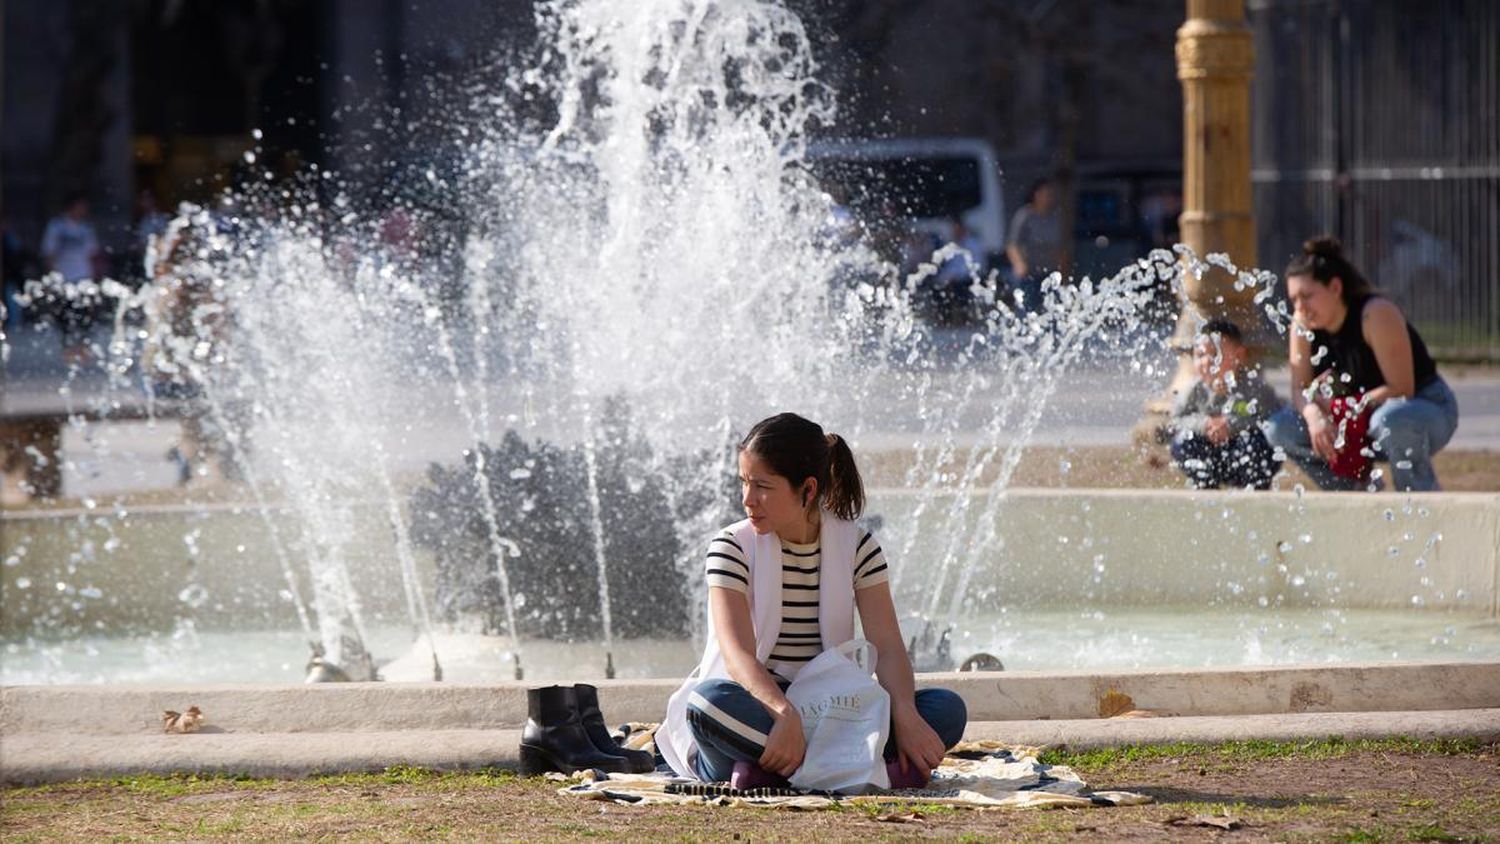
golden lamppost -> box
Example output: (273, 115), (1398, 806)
(1141, 0), (1263, 439)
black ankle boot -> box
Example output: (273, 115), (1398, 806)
(519, 685), (633, 775)
(574, 683), (655, 773)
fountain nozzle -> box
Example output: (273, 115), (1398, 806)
(513, 653), (524, 681)
(605, 651), (615, 679)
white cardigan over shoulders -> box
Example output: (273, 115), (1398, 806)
(657, 512), (863, 779)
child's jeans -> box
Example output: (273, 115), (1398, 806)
(1171, 425), (1280, 490)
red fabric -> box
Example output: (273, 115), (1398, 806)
(1327, 395), (1373, 481)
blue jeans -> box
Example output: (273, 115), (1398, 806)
(1264, 377), (1459, 492)
(685, 676), (968, 783)
(1170, 426), (1281, 490)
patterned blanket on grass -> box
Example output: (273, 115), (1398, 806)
(556, 740), (1151, 810)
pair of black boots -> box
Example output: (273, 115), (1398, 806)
(519, 684), (655, 775)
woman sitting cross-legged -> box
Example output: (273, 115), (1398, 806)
(656, 413), (967, 789)
(1265, 236), (1460, 492)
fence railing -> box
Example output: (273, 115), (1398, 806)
(1250, 0), (1500, 360)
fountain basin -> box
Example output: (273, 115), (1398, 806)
(1, 502), (411, 637)
(879, 488), (1499, 613)
(3, 488), (1497, 684)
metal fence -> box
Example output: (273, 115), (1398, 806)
(1250, 0), (1500, 359)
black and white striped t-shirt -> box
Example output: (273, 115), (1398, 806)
(704, 528), (889, 680)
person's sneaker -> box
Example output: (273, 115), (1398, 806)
(729, 761), (789, 791)
(885, 760), (932, 790)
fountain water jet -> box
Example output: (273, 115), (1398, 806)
(2, 0), (1494, 685)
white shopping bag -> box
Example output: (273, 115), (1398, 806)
(785, 639), (891, 793)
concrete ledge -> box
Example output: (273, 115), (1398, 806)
(6, 661), (1497, 736)
(5, 711), (1497, 785)
(0, 729), (525, 784)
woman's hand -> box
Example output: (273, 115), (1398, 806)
(759, 708), (807, 777)
(891, 706), (946, 775)
(1303, 404), (1337, 462)
(1310, 370), (1339, 409)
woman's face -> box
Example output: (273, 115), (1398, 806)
(738, 450), (814, 537)
(1287, 273), (1346, 331)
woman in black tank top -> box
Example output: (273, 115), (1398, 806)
(1265, 237), (1459, 492)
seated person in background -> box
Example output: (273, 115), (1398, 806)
(1170, 319), (1283, 490)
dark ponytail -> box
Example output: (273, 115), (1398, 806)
(1285, 235), (1374, 304)
(823, 433), (865, 522)
(739, 413), (866, 521)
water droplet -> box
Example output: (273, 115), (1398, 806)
(509, 467), (533, 480)
(1299, 533), (1312, 544)
(1290, 575), (1306, 587)
(1387, 546), (1401, 557)
(1414, 557), (1427, 568)
(1277, 541), (1293, 553)
(1382, 509), (1395, 521)
(1410, 595), (1425, 607)
(1257, 596), (1269, 607)
(14, 577), (31, 589)
(79, 586), (103, 599)
(178, 583), (210, 608)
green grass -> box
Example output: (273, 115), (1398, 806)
(1407, 824), (1462, 843)
(5, 743), (1495, 843)
(1038, 736), (1486, 770)
(309, 765), (525, 788)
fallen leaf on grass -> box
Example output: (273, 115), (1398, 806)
(875, 811), (925, 824)
(1164, 813), (1243, 830)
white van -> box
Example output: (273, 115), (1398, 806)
(803, 137), (1007, 257)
